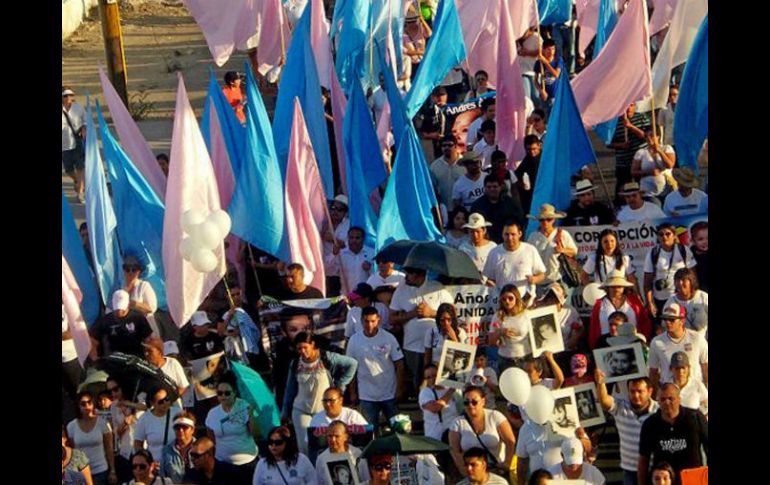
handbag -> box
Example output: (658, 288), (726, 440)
(556, 229), (582, 288)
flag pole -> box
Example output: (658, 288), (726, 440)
(221, 270), (236, 309)
(595, 160), (615, 211)
(246, 245), (265, 299)
(533, 0), (546, 92)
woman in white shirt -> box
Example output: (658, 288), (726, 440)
(665, 268), (708, 339)
(122, 255), (160, 336)
(67, 391), (116, 485)
(488, 285), (531, 375)
(252, 426), (317, 485)
(444, 207), (470, 249)
(581, 229), (637, 288)
(133, 387), (182, 467)
(424, 303), (468, 366)
(631, 127), (676, 199)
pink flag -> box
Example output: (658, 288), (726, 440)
(456, 0), (499, 86)
(162, 74), (226, 328)
(99, 68), (166, 201)
(571, 0), (652, 127)
(376, 100), (392, 158)
(183, 0), (261, 66)
(511, 0), (539, 43)
(62, 255), (92, 365)
(576, 0), (601, 57)
(257, 0), (292, 76)
(330, 67), (348, 196)
(310, 0), (332, 88)
(649, 0), (678, 35)
(496, 0), (527, 166)
(285, 98), (326, 294)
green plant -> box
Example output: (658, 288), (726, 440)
(129, 89), (155, 121)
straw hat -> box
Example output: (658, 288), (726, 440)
(527, 203), (566, 220)
(573, 179), (596, 196)
(463, 213), (492, 230)
(459, 150), (482, 165)
(672, 167), (699, 188)
(618, 182), (642, 196)
(600, 269), (634, 288)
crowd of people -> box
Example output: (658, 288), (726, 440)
(62, 1), (708, 484)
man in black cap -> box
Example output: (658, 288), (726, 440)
(563, 179), (615, 226)
(419, 86), (449, 161)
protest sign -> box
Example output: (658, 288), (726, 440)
(444, 284), (499, 345)
(190, 351), (225, 401)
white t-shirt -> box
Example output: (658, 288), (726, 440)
(582, 254), (634, 284)
(634, 146), (675, 196)
(366, 271), (405, 289)
(345, 302), (390, 338)
(663, 189), (708, 216)
(367, 87), (388, 125)
(482, 243), (546, 299)
(648, 330), (708, 384)
(159, 357), (190, 391)
(134, 404), (182, 464)
(390, 280), (453, 353)
(338, 247), (375, 295)
(252, 453), (317, 485)
(452, 175), (486, 211)
(466, 117), (487, 148)
(643, 245), (696, 301)
(205, 399), (259, 465)
(62, 338), (78, 363)
(473, 139), (498, 169)
(423, 325), (470, 362)
(595, 297), (638, 335)
(308, 407), (369, 433)
(315, 446), (370, 485)
(489, 313), (532, 358)
(419, 386), (461, 440)
(515, 421), (565, 477)
(616, 202), (666, 223)
(294, 357), (332, 415)
(527, 229), (578, 283)
(110, 403), (143, 459)
(346, 329), (404, 402)
(67, 417), (112, 474)
(546, 462), (606, 484)
(678, 377), (708, 415)
(665, 291), (708, 338)
(449, 410), (509, 463)
(459, 240), (498, 272)
(62, 102), (86, 150)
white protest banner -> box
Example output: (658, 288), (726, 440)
(444, 285), (499, 345)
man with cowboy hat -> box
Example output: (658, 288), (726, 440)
(615, 182), (665, 223)
(663, 168), (707, 217)
(527, 203), (578, 286)
(452, 150), (486, 211)
(458, 213), (498, 272)
(564, 179), (615, 226)
(470, 174), (525, 243)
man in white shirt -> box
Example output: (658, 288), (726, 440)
(308, 387), (370, 463)
(648, 303), (708, 392)
(467, 98), (496, 150)
(616, 182), (666, 223)
(332, 226), (374, 295)
(346, 307), (404, 434)
(472, 120), (498, 169)
(663, 168), (707, 217)
(546, 438), (606, 484)
(367, 257), (405, 289)
(482, 222), (546, 302)
(389, 267), (453, 394)
(62, 87), (86, 203)
(452, 150), (486, 211)
(430, 135), (466, 208)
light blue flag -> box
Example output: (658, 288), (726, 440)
(330, 0), (349, 39)
(272, 10), (334, 199)
(375, 125), (445, 252)
(96, 101), (167, 311)
(84, 96), (123, 305)
(538, 0), (572, 25)
(528, 71), (597, 236)
(377, 41), (409, 155)
(404, 0), (466, 118)
(674, 16), (708, 173)
(334, 0), (370, 91)
(360, 0), (403, 91)
(62, 189), (101, 325)
(228, 66), (288, 261)
(592, 0), (620, 144)
(343, 80), (388, 248)
(201, 69), (246, 176)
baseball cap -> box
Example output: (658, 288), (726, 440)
(670, 351), (690, 368)
(191, 311), (211, 327)
(163, 340), (180, 356)
(62, 88), (75, 96)
(661, 302), (686, 320)
(561, 437), (584, 466)
(112, 290), (130, 311)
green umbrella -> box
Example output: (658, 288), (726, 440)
(230, 361), (281, 439)
(361, 432), (449, 458)
(375, 240), (482, 281)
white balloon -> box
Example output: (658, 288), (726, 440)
(190, 248), (218, 273)
(179, 237), (198, 260)
(499, 367), (532, 405)
(582, 282), (606, 305)
(523, 385), (555, 425)
(182, 209), (207, 234)
(207, 210), (232, 238)
(191, 220), (222, 250)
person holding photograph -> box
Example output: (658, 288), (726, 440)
(424, 303), (468, 366)
(564, 354), (593, 387)
(315, 421), (370, 485)
(665, 268), (708, 339)
(588, 270), (652, 349)
(67, 391), (116, 485)
(420, 364), (462, 441)
(488, 284), (531, 374)
(669, 352), (708, 417)
(507, 353), (566, 433)
(532, 317), (558, 350)
(252, 426), (317, 485)
(534, 283), (583, 355)
(581, 229), (637, 287)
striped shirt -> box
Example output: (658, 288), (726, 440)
(609, 398), (659, 472)
(610, 112), (651, 168)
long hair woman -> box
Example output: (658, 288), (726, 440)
(488, 285), (531, 374)
(251, 426), (317, 485)
(581, 229), (637, 287)
(424, 303), (467, 367)
(67, 391), (116, 485)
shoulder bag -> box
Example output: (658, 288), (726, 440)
(556, 229), (582, 288)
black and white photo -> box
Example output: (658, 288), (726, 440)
(436, 340), (476, 389)
(593, 343), (647, 384)
(572, 383), (606, 427)
(324, 454), (359, 485)
(527, 305), (564, 357)
(549, 388), (580, 437)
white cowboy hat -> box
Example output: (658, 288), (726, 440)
(573, 179), (596, 196)
(527, 203), (566, 220)
(607, 322), (647, 345)
(672, 167), (700, 188)
(599, 269), (634, 288)
(463, 213), (492, 230)
(618, 182), (642, 196)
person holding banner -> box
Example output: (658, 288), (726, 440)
(458, 213), (497, 272)
(488, 284), (532, 374)
(588, 270), (652, 350)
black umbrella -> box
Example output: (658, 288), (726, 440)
(97, 353), (179, 403)
(375, 240), (482, 281)
(361, 433), (449, 458)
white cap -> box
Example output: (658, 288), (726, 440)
(561, 437), (584, 466)
(191, 311), (211, 327)
(62, 88), (75, 96)
(112, 290), (130, 311)
(333, 194), (349, 207)
(163, 340), (180, 356)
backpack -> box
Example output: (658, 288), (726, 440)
(651, 243), (687, 269)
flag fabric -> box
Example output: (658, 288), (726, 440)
(640, 0), (708, 112)
(529, 71), (597, 235)
(255, 0), (291, 76)
(456, 0), (500, 87)
(591, 0), (620, 144)
(201, 69), (247, 180)
(538, 0), (572, 25)
(329, 66), (349, 196)
(285, 99), (327, 294)
(576, 0), (600, 57)
(162, 74), (226, 328)
(377, 41), (408, 151)
(230, 361), (281, 439)
(512, 0), (540, 57)
(343, 80), (388, 247)
(62, 190), (101, 325)
(84, 96), (123, 306)
(97, 101), (168, 311)
(571, 0), (652, 127)
(361, 0), (403, 91)
(310, 0), (333, 88)
(183, 0), (261, 66)
(334, 0), (370, 91)
(375, 125), (444, 252)
(272, 8), (334, 199)
(673, 15), (707, 172)
(229, 67), (288, 261)
(63, 255), (92, 365)
(99, 68), (166, 201)
(404, 0), (467, 118)
(649, 0), (678, 35)
(496, 0), (527, 165)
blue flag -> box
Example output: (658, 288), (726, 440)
(334, 0), (370, 91)
(592, 0), (620, 144)
(84, 96), (123, 305)
(272, 10), (334, 199)
(404, 0), (466, 118)
(228, 66), (288, 261)
(201, 69), (246, 176)
(62, 190), (101, 325)
(343, 80), (388, 248)
(376, 125), (444, 252)
(96, 101), (167, 311)
(360, 0), (403, 91)
(377, 41), (409, 153)
(538, 0), (572, 25)
(528, 71), (597, 236)
(674, 16), (708, 173)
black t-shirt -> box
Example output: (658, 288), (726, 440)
(639, 407), (708, 473)
(276, 285), (324, 301)
(470, 195), (525, 244)
(563, 200), (615, 226)
(183, 462), (227, 484)
(693, 249), (708, 293)
(181, 331), (225, 361)
(90, 310), (153, 357)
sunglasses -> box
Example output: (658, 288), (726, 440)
(190, 451), (210, 459)
(122, 264), (141, 272)
(373, 463), (392, 471)
(132, 463), (148, 470)
(321, 398), (339, 403)
(174, 425), (193, 431)
(155, 397), (170, 405)
(464, 399), (481, 406)
(217, 390), (233, 397)
(500, 295), (516, 301)
(107, 386), (120, 394)
(79, 400), (92, 406)
(658, 232), (674, 237)
(268, 439), (286, 446)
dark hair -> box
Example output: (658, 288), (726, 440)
(435, 303), (460, 337)
(447, 206), (470, 230)
(442, 134), (456, 144)
(323, 387), (343, 399)
(78, 222), (88, 232)
(608, 311), (629, 324)
(503, 220), (524, 233)
(483, 174), (502, 186)
(651, 461), (676, 481)
(480, 97), (496, 110)
(131, 449), (154, 465)
(490, 150), (507, 165)
(657, 222), (677, 235)
(474, 70), (490, 79)
(690, 221), (708, 237)
(348, 226), (365, 238)
(215, 371), (240, 398)
(497, 284), (526, 317)
(524, 134), (542, 146)
(156, 153), (169, 163)
(523, 355), (545, 374)
(532, 108), (546, 120)
(224, 71), (239, 85)
(475, 347), (487, 358)
(543, 39), (556, 48)
(528, 469), (554, 484)
(75, 391), (94, 419)
(480, 119), (496, 133)
(266, 426), (299, 467)
(674, 267), (700, 292)
(462, 447), (488, 462)
(626, 376), (653, 390)
(287, 263), (305, 273)
(462, 385), (486, 400)
(361, 306), (380, 318)
(145, 386), (169, 408)
(595, 229), (625, 273)
(293, 331), (321, 347)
